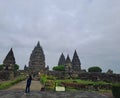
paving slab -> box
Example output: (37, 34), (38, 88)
(0, 90), (110, 98)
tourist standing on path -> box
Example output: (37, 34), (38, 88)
(25, 75), (32, 93)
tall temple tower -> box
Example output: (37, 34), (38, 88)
(3, 48), (16, 70)
(58, 53), (65, 66)
(65, 55), (72, 72)
(72, 50), (81, 71)
(29, 41), (45, 74)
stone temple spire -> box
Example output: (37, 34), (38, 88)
(65, 54), (72, 72)
(65, 54), (71, 64)
(3, 48), (16, 70)
(58, 53), (65, 66)
(37, 41), (40, 48)
(72, 50), (81, 71)
(29, 41), (45, 73)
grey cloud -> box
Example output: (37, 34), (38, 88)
(0, 0), (120, 73)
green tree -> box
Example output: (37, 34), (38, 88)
(0, 64), (4, 71)
(53, 65), (65, 71)
(0, 64), (19, 71)
(88, 66), (102, 72)
(14, 64), (19, 71)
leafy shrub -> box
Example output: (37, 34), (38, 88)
(0, 64), (19, 71)
(55, 79), (111, 91)
(46, 75), (56, 80)
(53, 65), (65, 71)
(40, 75), (47, 85)
(88, 66), (102, 72)
(40, 75), (56, 91)
(14, 64), (19, 70)
(112, 83), (120, 98)
(61, 82), (87, 90)
(45, 80), (55, 91)
(0, 64), (4, 71)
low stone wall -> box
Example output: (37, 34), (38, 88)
(48, 71), (66, 79)
(0, 71), (11, 80)
(47, 71), (120, 83)
(78, 72), (120, 82)
(0, 71), (15, 80)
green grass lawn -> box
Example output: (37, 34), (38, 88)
(55, 79), (111, 85)
(40, 74), (113, 93)
(0, 75), (26, 90)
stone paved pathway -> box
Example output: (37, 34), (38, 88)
(0, 80), (111, 98)
(7, 80), (43, 91)
(0, 90), (110, 98)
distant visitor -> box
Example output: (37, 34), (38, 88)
(25, 75), (32, 93)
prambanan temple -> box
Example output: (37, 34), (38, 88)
(28, 41), (48, 75)
(0, 41), (120, 83)
(27, 41), (82, 75)
(58, 50), (81, 72)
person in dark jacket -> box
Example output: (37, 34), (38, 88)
(25, 75), (32, 93)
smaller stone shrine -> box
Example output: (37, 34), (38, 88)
(57, 50), (81, 72)
(3, 48), (15, 71)
(65, 55), (72, 73)
(72, 50), (81, 71)
(58, 53), (66, 66)
(0, 48), (16, 80)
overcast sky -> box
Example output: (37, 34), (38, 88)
(0, 0), (120, 73)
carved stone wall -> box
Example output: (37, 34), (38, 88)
(47, 71), (120, 83)
(0, 71), (15, 80)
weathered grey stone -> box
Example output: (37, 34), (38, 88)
(48, 71), (120, 83)
(3, 48), (15, 70)
(58, 53), (65, 66)
(72, 50), (81, 71)
(28, 41), (46, 74)
(65, 55), (72, 72)
(0, 48), (17, 80)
